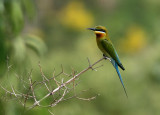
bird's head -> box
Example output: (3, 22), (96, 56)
(87, 26), (108, 38)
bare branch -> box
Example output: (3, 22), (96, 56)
(39, 62), (51, 92)
(38, 61), (49, 81)
(48, 109), (54, 115)
(28, 57), (105, 110)
(28, 70), (39, 106)
(1, 57), (107, 112)
(76, 93), (100, 101)
(50, 88), (68, 107)
(0, 84), (33, 98)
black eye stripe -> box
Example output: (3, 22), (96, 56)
(95, 29), (106, 32)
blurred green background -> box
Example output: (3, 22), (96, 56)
(1, 0), (160, 115)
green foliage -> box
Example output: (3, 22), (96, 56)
(24, 34), (47, 56)
(11, 34), (47, 63)
(0, 0), (46, 75)
(22, 0), (36, 19)
(5, 0), (24, 35)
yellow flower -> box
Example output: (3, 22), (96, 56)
(59, 1), (94, 29)
(121, 25), (147, 53)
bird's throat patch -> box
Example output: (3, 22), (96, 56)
(95, 31), (106, 38)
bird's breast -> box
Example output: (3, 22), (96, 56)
(96, 33), (106, 38)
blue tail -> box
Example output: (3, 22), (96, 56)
(111, 59), (128, 97)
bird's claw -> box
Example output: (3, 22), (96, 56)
(103, 54), (111, 61)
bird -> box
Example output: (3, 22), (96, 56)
(88, 26), (128, 97)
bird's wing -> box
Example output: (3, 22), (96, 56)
(101, 39), (125, 70)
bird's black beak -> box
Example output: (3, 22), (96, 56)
(87, 28), (96, 31)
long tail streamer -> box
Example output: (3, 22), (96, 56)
(110, 58), (128, 97)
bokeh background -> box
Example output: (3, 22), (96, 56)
(1, 0), (160, 115)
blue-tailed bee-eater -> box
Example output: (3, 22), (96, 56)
(88, 26), (127, 97)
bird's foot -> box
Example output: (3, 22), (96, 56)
(103, 54), (106, 57)
(103, 54), (111, 61)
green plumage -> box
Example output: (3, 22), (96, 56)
(97, 38), (125, 70)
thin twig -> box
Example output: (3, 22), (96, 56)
(50, 88), (68, 107)
(76, 94), (100, 101)
(39, 62), (51, 92)
(48, 109), (54, 115)
(28, 70), (39, 106)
